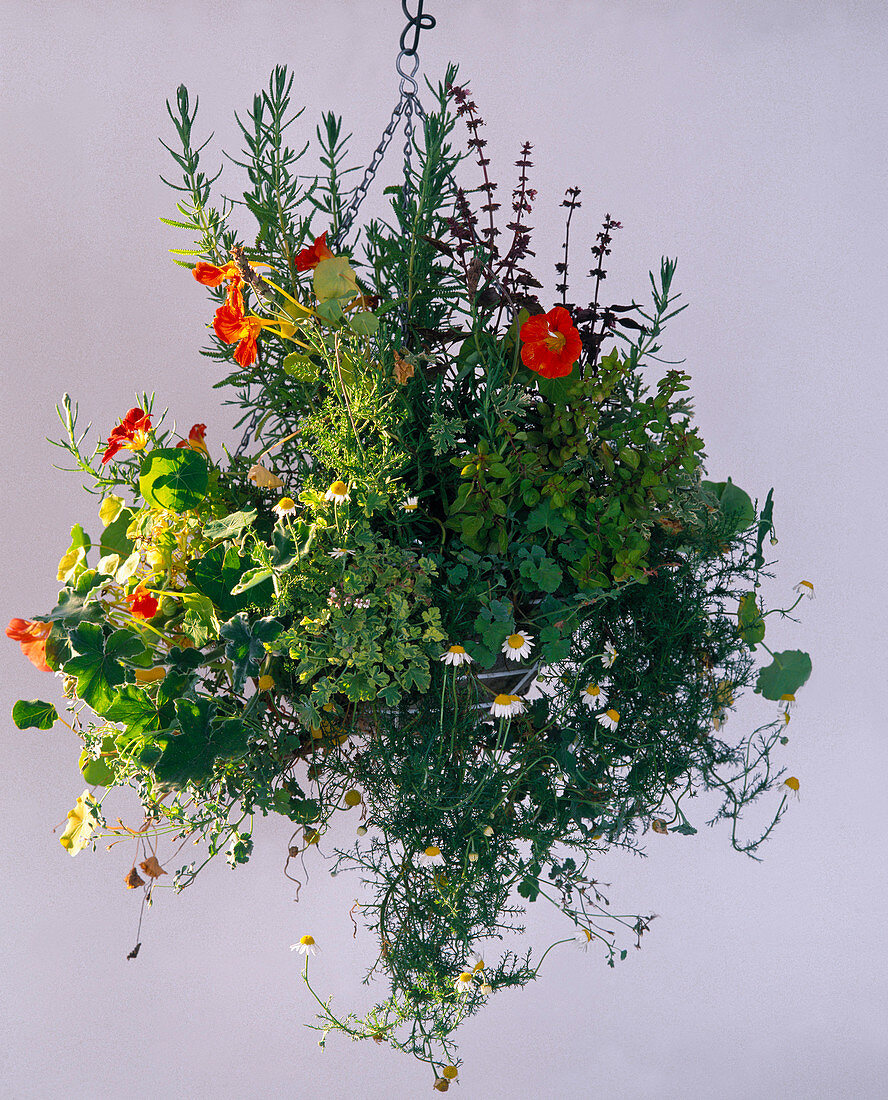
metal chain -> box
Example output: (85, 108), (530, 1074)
(331, 2), (433, 247)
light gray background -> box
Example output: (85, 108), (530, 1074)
(2, 2), (886, 1097)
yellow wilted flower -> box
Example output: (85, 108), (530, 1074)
(134, 666), (166, 684)
(59, 790), (99, 856)
(248, 463), (284, 490)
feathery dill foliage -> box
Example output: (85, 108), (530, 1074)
(12, 62), (812, 1081)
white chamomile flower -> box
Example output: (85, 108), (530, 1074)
(418, 845), (444, 867)
(596, 708), (620, 731)
(273, 496), (297, 518)
(780, 693), (796, 713)
(401, 496), (419, 511)
(580, 682), (607, 710)
(793, 580), (815, 599)
(779, 776), (800, 800)
(479, 982), (493, 996)
(324, 480), (350, 504)
(490, 694), (525, 718)
(290, 934), (318, 956)
(440, 644), (473, 666)
(576, 928), (593, 951)
(523, 674), (551, 702)
(454, 970), (475, 993)
(328, 547), (352, 559)
(467, 953), (485, 974)
(601, 641), (618, 668)
(502, 631), (534, 661)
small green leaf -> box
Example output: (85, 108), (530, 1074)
(281, 352), (319, 382)
(702, 477), (755, 533)
(79, 737), (117, 786)
(99, 507), (135, 558)
(12, 699), (59, 730)
(347, 311), (379, 336)
(737, 592), (765, 647)
(231, 567), (274, 596)
(313, 256), (359, 302)
(201, 509), (257, 541)
(219, 614), (282, 692)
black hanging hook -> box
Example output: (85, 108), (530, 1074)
(399, 0), (436, 56)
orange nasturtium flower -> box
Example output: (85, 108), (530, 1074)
(295, 232), (335, 272)
(519, 305), (583, 379)
(6, 618), (52, 672)
(193, 258), (269, 307)
(192, 260), (242, 289)
(175, 423), (209, 456)
(101, 408), (152, 464)
(213, 300), (279, 367)
(125, 587), (159, 621)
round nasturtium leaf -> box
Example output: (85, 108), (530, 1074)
(139, 448), (209, 513)
(79, 734), (117, 785)
(12, 699), (59, 730)
(754, 649), (813, 700)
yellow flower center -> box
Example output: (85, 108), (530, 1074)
(606, 709), (620, 722)
(449, 645), (466, 654)
(784, 776), (800, 791)
(458, 972), (472, 984)
(300, 934), (315, 945)
(329, 480), (348, 496)
(442, 1066), (458, 1079)
(424, 846), (441, 858)
(506, 634), (525, 649)
(494, 694), (513, 705)
(544, 328), (566, 353)
(585, 684), (600, 696)
(277, 497), (295, 510)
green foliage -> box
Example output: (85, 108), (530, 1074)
(152, 697), (249, 787)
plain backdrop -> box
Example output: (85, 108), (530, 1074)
(2, 2), (886, 1098)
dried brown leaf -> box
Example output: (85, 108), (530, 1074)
(139, 855), (167, 879)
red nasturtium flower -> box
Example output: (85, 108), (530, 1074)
(295, 232), (335, 272)
(519, 306), (583, 379)
(101, 408), (153, 464)
(6, 618), (52, 672)
(175, 423), (208, 456)
(125, 587), (159, 621)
